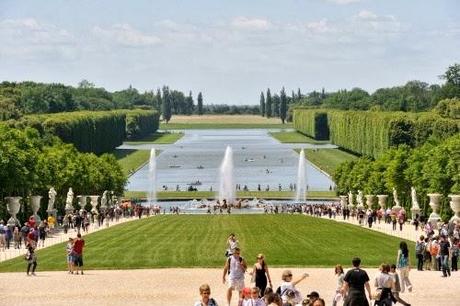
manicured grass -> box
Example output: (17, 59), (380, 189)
(124, 132), (183, 144)
(303, 149), (358, 177)
(123, 190), (337, 200)
(112, 149), (151, 176)
(0, 215), (414, 272)
(270, 131), (329, 144)
(160, 115), (292, 129)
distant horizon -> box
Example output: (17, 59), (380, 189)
(1, 0), (459, 105)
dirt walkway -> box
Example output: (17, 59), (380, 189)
(0, 268), (457, 306)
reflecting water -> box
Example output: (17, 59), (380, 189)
(122, 129), (336, 192)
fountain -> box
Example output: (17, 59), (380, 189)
(30, 195), (42, 223)
(148, 148), (157, 205)
(218, 146), (235, 204)
(295, 149), (307, 202)
(427, 193), (442, 228)
(449, 194), (460, 223)
(5, 197), (22, 227)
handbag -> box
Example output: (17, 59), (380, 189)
(371, 288), (382, 300)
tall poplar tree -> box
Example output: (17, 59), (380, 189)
(162, 86), (172, 123)
(186, 91), (194, 115)
(280, 87), (287, 124)
(259, 91), (265, 117)
(266, 88), (272, 118)
(197, 92), (203, 115)
(156, 88), (162, 114)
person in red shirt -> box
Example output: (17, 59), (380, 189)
(72, 233), (85, 275)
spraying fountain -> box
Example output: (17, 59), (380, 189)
(218, 146), (235, 204)
(295, 149), (307, 202)
(148, 148), (157, 205)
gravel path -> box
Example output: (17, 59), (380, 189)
(1, 267), (457, 305)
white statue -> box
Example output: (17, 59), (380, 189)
(393, 188), (400, 206)
(101, 190), (108, 208)
(66, 188), (74, 208)
(348, 191), (353, 206)
(357, 190), (364, 206)
(48, 187), (57, 210)
(411, 187), (419, 207)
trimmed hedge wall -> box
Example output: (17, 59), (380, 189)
(293, 109), (460, 158)
(20, 111), (126, 154)
(293, 109), (329, 140)
(124, 109), (160, 140)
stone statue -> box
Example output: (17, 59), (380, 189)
(48, 187), (57, 211)
(348, 191), (353, 206)
(65, 187), (74, 210)
(357, 190), (364, 206)
(393, 188), (400, 206)
(411, 187), (419, 207)
(101, 190), (108, 208)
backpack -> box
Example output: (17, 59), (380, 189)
(416, 241), (425, 254)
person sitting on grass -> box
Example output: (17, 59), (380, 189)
(194, 283), (218, 306)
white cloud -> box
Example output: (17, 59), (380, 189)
(92, 24), (161, 47)
(230, 17), (272, 31)
(306, 18), (332, 33)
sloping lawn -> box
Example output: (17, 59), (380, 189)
(0, 215), (412, 272)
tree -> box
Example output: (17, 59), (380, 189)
(259, 92), (265, 117)
(440, 63), (460, 86)
(280, 87), (287, 124)
(185, 91), (194, 115)
(162, 86), (172, 123)
(197, 92), (203, 115)
(266, 88), (272, 118)
(156, 89), (162, 114)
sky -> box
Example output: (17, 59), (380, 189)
(0, 0), (459, 105)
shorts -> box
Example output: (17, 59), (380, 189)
(67, 255), (73, 263)
(227, 278), (244, 291)
(73, 254), (83, 267)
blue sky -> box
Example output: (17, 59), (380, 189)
(0, 0), (459, 105)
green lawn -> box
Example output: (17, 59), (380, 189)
(112, 149), (151, 176)
(270, 131), (329, 144)
(124, 132), (183, 144)
(123, 190), (337, 199)
(0, 215), (414, 272)
(301, 149), (358, 177)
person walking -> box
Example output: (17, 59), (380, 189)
(415, 235), (425, 271)
(451, 238), (459, 271)
(341, 257), (372, 306)
(72, 233), (85, 275)
(439, 235), (451, 277)
(250, 253), (272, 297)
(390, 264), (411, 306)
(332, 264), (345, 306)
(373, 263), (394, 306)
(396, 242), (412, 293)
(222, 247), (247, 306)
(25, 242), (37, 276)
(194, 284), (218, 306)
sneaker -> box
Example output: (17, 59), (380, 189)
(31, 273), (36, 276)
(81, 271), (84, 275)
(408, 286), (412, 292)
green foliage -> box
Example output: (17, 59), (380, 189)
(266, 88), (272, 118)
(18, 111), (126, 155)
(434, 98), (460, 119)
(334, 135), (460, 218)
(0, 125), (126, 222)
(293, 109), (329, 140)
(197, 92), (203, 115)
(260, 91), (265, 117)
(280, 87), (287, 123)
(124, 109), (160, 140)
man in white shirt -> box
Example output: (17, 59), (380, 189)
(223, 247), (247, 306)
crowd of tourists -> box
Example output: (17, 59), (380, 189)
(194, 227), (459, 306)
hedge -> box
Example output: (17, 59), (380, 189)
(124, 109), (160, 140)
(293, 109), (460, 158)
(19, 111), (126, 154)
(293, 109), (329, 140)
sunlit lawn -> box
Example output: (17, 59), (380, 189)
(0, 215), (413, 272)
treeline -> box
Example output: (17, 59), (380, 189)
(0, 124), (126, 223)
(333, 134), (460, 220)
(290, 64), (460, 113)
(259, 87), (290, 123)
(293, 107), (460, 158)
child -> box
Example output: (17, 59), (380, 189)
(194, 284), (218, 306)
(240, 287), (252, 306)
(25, 243), (37, 276)
(279, 270), (308, 305)
(66, 238), (74, 273)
